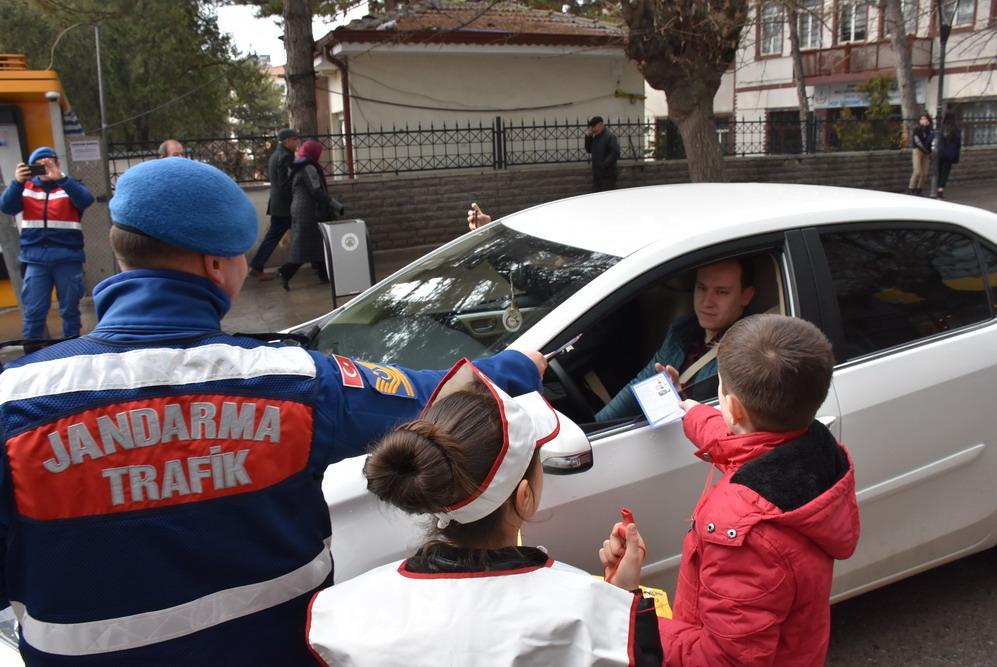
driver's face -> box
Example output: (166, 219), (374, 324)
(693, 260), (754, 335)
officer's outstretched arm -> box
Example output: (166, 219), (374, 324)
(312, 349), (543, 467)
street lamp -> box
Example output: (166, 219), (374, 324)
(929, 0), (954, 198)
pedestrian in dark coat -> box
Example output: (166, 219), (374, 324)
(908, 113), (933, 195)
(935, 112), (962, 199)
(278, 140), (344, 291)
(248, 128), (298, 279)
(584, 116), (620, 192)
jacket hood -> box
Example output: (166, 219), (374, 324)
(722, 422), (861, 560)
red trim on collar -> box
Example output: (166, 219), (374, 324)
(396, 557), (555, 579)
(626, 593), (639, 667)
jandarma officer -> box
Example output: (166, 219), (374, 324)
(0, 157), (546, 665)
(0, 147), (94, 344)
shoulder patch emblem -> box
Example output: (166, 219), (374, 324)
(332, 355), (365, 389)
(356, 361), (416, 399)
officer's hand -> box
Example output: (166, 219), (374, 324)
(14, 163), (30, 184)
(522, 350), (547, 378)
(467, 202), (491, 230)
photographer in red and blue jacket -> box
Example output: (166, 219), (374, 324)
(0, 157), (545, 665)
(0, 146), (94, 342)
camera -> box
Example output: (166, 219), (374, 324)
(28, 163), (47, 176)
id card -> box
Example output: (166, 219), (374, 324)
(630, 371), (685, 428)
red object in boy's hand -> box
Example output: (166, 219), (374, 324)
(607, 507), (646, 585)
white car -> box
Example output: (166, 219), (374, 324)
(2, 182), (993, 662)
(308, 182), (997, 601)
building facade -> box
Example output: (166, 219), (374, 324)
(646, 0), (997, 154)
(312, 1), (645, 176)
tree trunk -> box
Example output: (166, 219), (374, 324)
(786, 0), (811, 153)
(669, 95), (726, 182)
(283, 0), (317, 136)
(885, 0), (919, 146)
(622, 0), (749, 183)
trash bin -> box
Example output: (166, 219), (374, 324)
(318, 219), (375, 304)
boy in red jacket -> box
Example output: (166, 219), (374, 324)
(604, 314), (860, 666)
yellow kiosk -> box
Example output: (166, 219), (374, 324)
(0, 53), (75, 308)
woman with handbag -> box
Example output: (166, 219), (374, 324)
(278, 139), (344, 291)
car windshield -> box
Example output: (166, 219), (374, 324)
(309, 224), (619, 367)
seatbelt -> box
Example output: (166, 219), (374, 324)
(678, 346), (717, 387)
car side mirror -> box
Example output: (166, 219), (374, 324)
(540, 423), (593, 475)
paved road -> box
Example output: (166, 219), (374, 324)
(828, 548), (997, 666)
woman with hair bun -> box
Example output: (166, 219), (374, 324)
(307, 359), (663, 666)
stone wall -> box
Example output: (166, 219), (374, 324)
(244, 147), (997, 261)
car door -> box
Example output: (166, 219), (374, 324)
(521, 232), (843, 594)
(801, 223), (997, 600)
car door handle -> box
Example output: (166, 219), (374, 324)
(817, 415), (838, 427)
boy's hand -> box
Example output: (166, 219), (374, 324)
(678, 398), (700, 413)
(599, 522), (646, 591)
(654, 362), (680, 389)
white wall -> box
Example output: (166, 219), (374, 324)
(327, 49), (645, 130)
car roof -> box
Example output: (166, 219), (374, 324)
(500, 183), (997, 257)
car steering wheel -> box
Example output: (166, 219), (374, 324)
(547, 357), (596, 423)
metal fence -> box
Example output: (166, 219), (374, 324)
(108, 115), (997, 185)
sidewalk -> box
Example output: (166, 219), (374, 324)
(2, 180), (995, 350)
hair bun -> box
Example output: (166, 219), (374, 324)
(364, 419), (467, 515)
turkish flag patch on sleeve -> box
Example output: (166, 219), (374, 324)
(332, 355), (365, 388)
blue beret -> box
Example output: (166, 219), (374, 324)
(110, 158), (258, 256)
(29, 147), (57, 163)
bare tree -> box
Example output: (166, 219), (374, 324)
(883, 0), (919, 144)
(283, 0), (318, 135)
(785, 0), (810, 153)
(622, 0), (750, 182)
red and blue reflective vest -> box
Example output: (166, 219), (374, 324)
(0, 175), (93, 264)
(0, 270), (542, 665)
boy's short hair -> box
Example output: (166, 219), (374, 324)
(109, 225), (198, 269)
(718, 314), (834, 432)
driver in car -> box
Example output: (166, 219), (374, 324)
(596, 258), (755, 421)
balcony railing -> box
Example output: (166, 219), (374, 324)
(0, 54), (28, 71)
(802, 37), (933, 80)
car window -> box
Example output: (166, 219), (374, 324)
(310, 224), (619, 367)
(550, 251), (786, 429)
(820, 228), (992, 362)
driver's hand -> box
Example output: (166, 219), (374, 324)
(522, 350), (548, 378)
(654, 363), (680, 388)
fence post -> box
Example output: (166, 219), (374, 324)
(493, 116), (501, 169)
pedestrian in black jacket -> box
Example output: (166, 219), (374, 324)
(584, 116), (620, 192)
(935, 112), (962, 199)
(278, 139), (344, 291)
(908, 113), (933, 196)
(248, 127), (299, 279)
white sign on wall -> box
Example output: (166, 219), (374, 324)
(813, 79), (926, 109)
(69, 139), (102, 163)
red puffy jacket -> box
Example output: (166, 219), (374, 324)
(660, 405), (860, 666)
